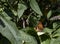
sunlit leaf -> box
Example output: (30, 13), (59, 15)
(0, 15), (22, 44)
(0, 15), (37, 44)
(0, 8), (3, 12)
(11, 10), (17, 16)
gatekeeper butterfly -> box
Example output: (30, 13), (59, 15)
(34, 21), (44, 32)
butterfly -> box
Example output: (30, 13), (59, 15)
(34, 22), (44, 32)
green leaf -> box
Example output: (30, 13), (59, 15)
(0, 8), (3, 12)
(11, 10), (17, 16)
(47, 10), (52, 19)
(53, 23), (58, 29)
(0, 16), (37, 44)
(18, 3), (27, 18)
(19, 30), (38, 44)
(0, 16), (22, 44)
(53, 28), (60, 37)
(2, 11), (11, 20)
(30, 0), (43, 16)
(40, 34), (51, 44)
(1, 0), (6, 2)
(21, 27), (41, 44)
(43, 28), (53, 35)
(53, 22), (60, 29)
(41, 38), (50, 44)
(50, 38), (60, 44)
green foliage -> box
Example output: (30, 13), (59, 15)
(47, 10), (52, 19)
(30, 0), (43, 16)
(0, 15), (37, 44)
(18, 3), (27, 18)
(0, 0), (60, 44)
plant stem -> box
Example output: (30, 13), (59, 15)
(39, 36), (41, 44)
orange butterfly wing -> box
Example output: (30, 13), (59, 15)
(34, 22), (44, 32)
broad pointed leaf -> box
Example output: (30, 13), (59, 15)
(30, 0), (43, 16)
(18, 3), (27, 18)
(47, 10), (52, 19)
(0, 16), (22, 44)
(0, 15), (37, 44)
